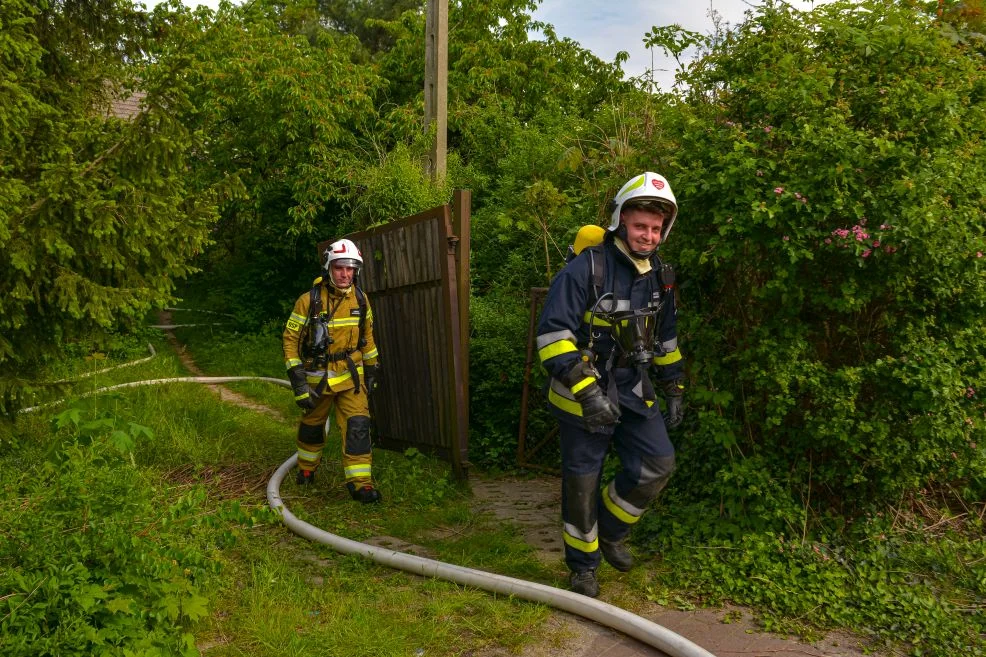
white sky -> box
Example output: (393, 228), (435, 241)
(148, 0), (832, 91)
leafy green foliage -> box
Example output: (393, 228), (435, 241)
(0, 410), (218, 656)
(637, 504), (986, 656)
(658, 0), (986, 513)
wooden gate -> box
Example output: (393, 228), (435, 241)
(318, 191), (471, 478)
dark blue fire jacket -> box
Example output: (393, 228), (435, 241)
(535, 235), (683, 429)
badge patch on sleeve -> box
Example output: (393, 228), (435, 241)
(286, 319), (301, 331)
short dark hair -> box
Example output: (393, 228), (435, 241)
(622, 198), (672, 217)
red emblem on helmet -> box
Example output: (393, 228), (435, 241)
(651, 179), (665, 190)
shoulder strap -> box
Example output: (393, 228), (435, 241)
(309, 283), (322, 322)
(355, 286), (368, 349)
(586, 246), (606, 306)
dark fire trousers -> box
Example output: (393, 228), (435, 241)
(560, 409), (675, 573)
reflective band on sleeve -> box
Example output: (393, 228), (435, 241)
(602, 482), (645, 525)
(345, 464), (372, 479)
(363, 348), (378, 360)
(290, 312), (307, 323)
(660, 338), (678, 352)
(570, 376), (595, 395)
(563, 522), (599, 553)
(536, 329), (577, 349)
(652, 347), (682, 366)
(285, 358), (302, 369)
(294, 392), (310, 401)
(538, 340), (578, 363)
(548, 387), (583, 416)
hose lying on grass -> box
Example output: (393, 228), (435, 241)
(23, 375), (718, 657)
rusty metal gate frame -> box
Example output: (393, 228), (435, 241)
(517, 287), (560, 474)
(318, 191), (471, 479)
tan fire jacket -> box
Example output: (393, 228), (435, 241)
(282, 281), (379, 393)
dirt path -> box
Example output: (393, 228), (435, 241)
(468, 475), (883, 657)
(157, 311), (284, 421)
(161, 324), (881, 657)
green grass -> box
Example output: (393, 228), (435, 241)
(2, 325), (559, 657)
(8, 319), (983, 657)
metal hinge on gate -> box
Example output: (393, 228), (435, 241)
(447, 234), (460, 252)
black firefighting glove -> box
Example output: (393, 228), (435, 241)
(287, 365), (317, 411)
(562, 359), (620, 431)
(662, 378), (685, 430)
(363, 363), (379, 395)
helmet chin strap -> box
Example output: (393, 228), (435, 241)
(323, 273), (354, 293)
(615, 224), (657, 259)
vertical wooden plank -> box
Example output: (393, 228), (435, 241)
(437, 205), (467, 477)
(451, 189), (471, 462)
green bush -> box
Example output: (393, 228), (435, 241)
(0, 410), (225, 656)
(658, 0), (986, 514)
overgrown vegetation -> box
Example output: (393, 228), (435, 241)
(3, 0), (985, 654)
(1, 335), (557, 655)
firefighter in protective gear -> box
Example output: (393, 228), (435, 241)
(282, 238), (383, 504)
(536, 172), (686, 597)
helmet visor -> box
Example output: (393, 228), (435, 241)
(329, 258), (361, 270)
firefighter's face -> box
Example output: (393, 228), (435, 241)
(330, 262), (355, 288)
(621, 208), (666, 253)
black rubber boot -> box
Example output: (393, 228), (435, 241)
(296, 469), (316, 486)
(569, 569), (600, 598)
(346, 482), (382, 504)
(600, 539), (634, 572)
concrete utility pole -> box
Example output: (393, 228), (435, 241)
(424, 0), (448, 179)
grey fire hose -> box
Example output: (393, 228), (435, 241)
(267, 453), (717, 657)
(23, 375), (716, 657)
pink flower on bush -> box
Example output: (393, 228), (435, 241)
(978, 251), (984, 258)
(824, 238), (832, 244)
(783, 236), (790, 242)
(884, 246), (898, 253)
(880, 224), (891, 230)
(774, 187), (784, 194)
(967, 387), (976, 398)
(873, 240), (881, 247)
(833, 228), (850, 239)
(862, 249), (872, 258)
(756, 170), (764, 177)
(764, 126), (772, 133)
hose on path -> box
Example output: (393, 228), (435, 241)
(22, 375), (718, 657)
(268, 451), (717, 657)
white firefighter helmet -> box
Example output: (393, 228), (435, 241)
(322, 239), (363, 289)
(607, 172), (678, 243)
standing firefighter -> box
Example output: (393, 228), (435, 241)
(536, 172), (685, 597)
(282, 238), (383, 503)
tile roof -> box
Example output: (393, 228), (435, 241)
(108, 90), (147, 119)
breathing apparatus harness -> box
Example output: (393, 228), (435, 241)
(581, 244), (676, 410)
(301, 279), (369, 396)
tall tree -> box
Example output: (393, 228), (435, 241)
(0, 0), (218, 413)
